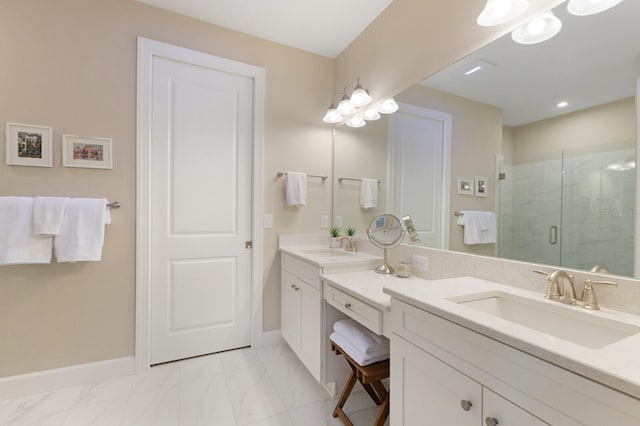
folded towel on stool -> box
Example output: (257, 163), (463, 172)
(330, 331), (389, 366)
(333, 318), (389, 355)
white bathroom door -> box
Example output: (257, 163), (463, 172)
(148, 44), (254, 364)
(389, 104), (451, 249)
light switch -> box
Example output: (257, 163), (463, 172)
(334, 216), (343, 227)
(264, 214), (273, 229)
(320, 215), (329, 229)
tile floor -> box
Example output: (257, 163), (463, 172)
(0, 344), (389, 426)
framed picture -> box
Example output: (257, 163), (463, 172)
(475, 176), (488, 197)
(457, 177), (474, 195)
(5, 122), (53, 167)
(62, 134), (113, 169)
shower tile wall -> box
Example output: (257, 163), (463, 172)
(499, 147), (635, 277)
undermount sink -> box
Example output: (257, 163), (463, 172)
(300, 248), (353, 257)
(450, 291), (640, 349)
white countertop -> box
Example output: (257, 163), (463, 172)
(322, 270), (414, 311)
(383, 276), (640, 400)
(279, 245), (382, 269)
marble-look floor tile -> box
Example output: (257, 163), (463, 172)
(120, 385), (179, 426)
(0, 397), (24, 424)
(264, 356), (329, 410)
(219, 348), (262, 375)
(4, 387), (82, 424)
(4, 410), (69, 426)
(73, 375), (134, 407)
(62, 397), (127, 426)
(130, 363), (180, 396)
(287, 399), (343, 426)
(245, 412), (294, 426)
(180, 374), (236, 426)
(225, 364), (286, 425)
(177, 353), (224, 383)
(254, 344), (295, 364)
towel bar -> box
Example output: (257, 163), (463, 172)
(454, 211), (464, 216)
(276, 171), (327, 180)
(338, 177), (381, 183)
(106, 201), (121, 209)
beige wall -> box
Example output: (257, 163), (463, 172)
(0, 0), (333, 377)
(513, 97), (636, 160)
(397, 85), (502, 257)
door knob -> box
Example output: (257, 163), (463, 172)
(485, 417), (499, 426)
(460, 400), (472, 411)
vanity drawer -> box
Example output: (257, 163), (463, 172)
(324, 283), (383, 334)
(281, 254), (321, 289)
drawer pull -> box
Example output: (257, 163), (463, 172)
(460, 400), (472, 411)
(344, 302), (352, 309)
(485, 417), (499, 426)
(294, 286), (300, 291)
(291, 284), (296, 289)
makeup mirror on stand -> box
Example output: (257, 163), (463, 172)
(367, 214), (404, 274)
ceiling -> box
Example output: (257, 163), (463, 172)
(136, 0), (394, 58)
(422, 1), (640, 126)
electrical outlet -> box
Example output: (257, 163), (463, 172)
(264, 214), (273, 229)
(334, 215), (343, 227)
(320, 215), (329, 229)
(412, 255), (429, 272)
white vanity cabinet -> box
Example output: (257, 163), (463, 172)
(393, 336), (546, 425)
(281, 254), (322, 381)
(390, 298), (640, 426)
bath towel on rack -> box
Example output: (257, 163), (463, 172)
(33, 196), (69, 236)
(54, 198), (111, 262)
(457, 210), (496, 244)
(0, 196), (53, 265)
(285, 171), (307, 207)
(360, 178), (378, 209)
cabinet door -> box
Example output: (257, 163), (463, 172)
(391, 336), (481, 425)
(483, 389), (549, 426)
(299, 281), (322, 381)
(281, 270), (301, 351)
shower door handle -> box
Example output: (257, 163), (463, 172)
(549, 226), (558, 245)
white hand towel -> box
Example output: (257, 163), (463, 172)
(458, 210), (496, 244)
(330, 331), (389, 366)
(0, 196), (53, 265)
(360, 178), (378, 209)
(33, 196), (69, 236)
(333, 319), (389, 355)
(285, 172), (307, 207)
(54, 198), (110, 262)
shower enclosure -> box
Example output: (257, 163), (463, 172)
(498, 140), (635, 277)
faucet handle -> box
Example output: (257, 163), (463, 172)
(532, 270), (561, 300)
(581, 279), (618, 310)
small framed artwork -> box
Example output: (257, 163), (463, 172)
(475, 176), (488, 197)
(62, 134), (113, 169)
(5, 122), (53, 167)
(457, 177), (474, 196)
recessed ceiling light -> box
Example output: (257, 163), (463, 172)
(557, 101), (569, 108)
(465, 66), (483, 76)
(455, 59), (496, 78)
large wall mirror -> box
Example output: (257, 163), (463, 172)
(333, 0), (639, 278)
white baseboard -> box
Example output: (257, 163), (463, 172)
(0, 356), (135, 401)
(259, 330), (284, 348)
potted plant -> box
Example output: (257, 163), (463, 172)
(329, 226), (341, 248)
(346, 226), (356, 237)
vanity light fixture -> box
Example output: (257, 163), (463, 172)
(477, 0), (529, 27)
(511, 11), (562, 44)
(376, 98), (399, 114)
(363, 108), (381, 121)
(346, 115), (366, 128)
(336, 93), (357, 115)
(350, 77), (373, 107)
(567, 0), (624, 16)
(322, 95), (344, 124)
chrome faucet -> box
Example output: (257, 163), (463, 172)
(533, 270), (576, 305)
(337, 236), (357, 253)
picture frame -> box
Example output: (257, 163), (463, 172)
(457, 177), (474, 196)
(475, 176), (488, 197)
(5, 122), (53, 167)
(62, 134), (113, 169)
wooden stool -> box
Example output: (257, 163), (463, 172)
(330, 340), (390, 426)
